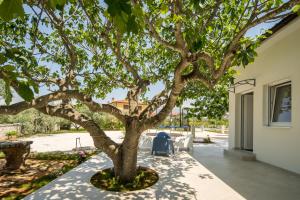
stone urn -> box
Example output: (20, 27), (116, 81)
(0, 140), (33, 170)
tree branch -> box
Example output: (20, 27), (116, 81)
(141, 58), (189, 130)
(79, 0), (142, 83)
(182, 63), (213, 88)
(44, 8), (78, 89)
(173, 0), (188, 56)
(199, 0), (222, 35)
(145, 17), (180, 53)
(216, 0), (300, 80)
(0, 90), (125, 123)
(37, 105), (120, 158)
(138, 88), (170, 119)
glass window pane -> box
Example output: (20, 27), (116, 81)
(272, 84), (291, 122)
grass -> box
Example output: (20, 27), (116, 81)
(206, 128), (228, 134)
(52, 129), (87, 134)
(91, 166), (159, 192)
(30, 151), (81, 160)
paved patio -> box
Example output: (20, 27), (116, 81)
(22, 132), (300, 199)
(22, 129), (221, 152)
(25, 152), (245, 200)
(191, 140), (300, 200)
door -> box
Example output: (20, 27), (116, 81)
(241, 92), (253, 151)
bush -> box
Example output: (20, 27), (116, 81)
(29, 150), (100, 163)
(30, 151), (79, 160)
(5, 130), (18, 139)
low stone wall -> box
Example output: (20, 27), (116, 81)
(0, 123), (22, 138)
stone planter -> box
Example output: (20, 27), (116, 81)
(0, 141), (33, 170)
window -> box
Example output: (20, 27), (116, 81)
(123, 105), (129, 110)
(269, 82), (291, 125)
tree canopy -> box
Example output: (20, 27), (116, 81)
(0, 0), (299, 182)
(180, 75), (231, 120)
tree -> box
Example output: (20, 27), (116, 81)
(179, 74), (232, 120)
(0, 108), (64, 134)
(74, 104), (124, 130)
(0, 0), (299, 183)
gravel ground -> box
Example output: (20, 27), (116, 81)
(22, 131), (124, 152)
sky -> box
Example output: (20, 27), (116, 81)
(96, 22), (277, 107)
(3, 5), (280, 108)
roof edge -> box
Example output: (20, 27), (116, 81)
(261, 13), (299, 43)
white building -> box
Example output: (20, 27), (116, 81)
(228, 14), (300, 174)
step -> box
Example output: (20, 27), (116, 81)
(223, 149), (256, 161)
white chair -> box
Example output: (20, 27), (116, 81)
(174, 136), (186, 152)
(174, 134), (193, 152)
(138, 135), (153, 150)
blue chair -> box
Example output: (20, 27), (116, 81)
(151, 132), (174, 156)
(156, 132), (171, 139)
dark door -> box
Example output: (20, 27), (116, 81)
(241, 92), (253, 151)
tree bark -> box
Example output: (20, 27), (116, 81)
(119, 142), (138, 182)
(112, 119), (141, 183)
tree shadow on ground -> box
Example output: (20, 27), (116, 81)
(25, 151), (243, 200)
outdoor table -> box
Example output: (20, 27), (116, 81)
(0, 140), (33, 170)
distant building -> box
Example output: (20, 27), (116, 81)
(109, 98), (148, 114)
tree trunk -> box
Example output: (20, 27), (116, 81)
(112, 120), (140, 183)
(119, 143), (138, 182)
(112, 143), (139, 183)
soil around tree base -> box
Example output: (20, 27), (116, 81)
(90, 166), (159, 192)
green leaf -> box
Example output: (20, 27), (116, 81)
(17, 81), (34, 102)
(191, 38), (204, 52)
(292, 4), (300, 14)
(28, 79), (39, 93)
(127, 15), (139, 34)
(0, 53), (7, 64)
(4, 81), (12, 105)
(47, 0), (67, 11)
(161, 4), (168, 15)
(1, 65), (16, 72)
(0, 0), (25, 21)
(104, 0), (140, 34)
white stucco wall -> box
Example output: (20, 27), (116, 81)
(229, 16), (300, 174)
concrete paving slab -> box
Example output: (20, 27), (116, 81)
(24, 152), (245, 200)
(22, 132), (124, 152)
(192, 141), (300, 200)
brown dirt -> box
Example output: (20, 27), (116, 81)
(90, 166), (159, 192)
(0, 158), (76, 198)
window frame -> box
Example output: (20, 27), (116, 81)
(123, 104), (129, 110)
(269, 81), (292, 127)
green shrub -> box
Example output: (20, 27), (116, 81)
(30, 150), (100, 161)
(0, 151), (5, 158)
(5, 130), (18, 138)
(30, 152), (79, 160)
